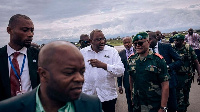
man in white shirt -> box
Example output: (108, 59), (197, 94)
(0, 14), (40, 101)
(80, 29), (124, 112)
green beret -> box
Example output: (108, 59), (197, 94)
(133, 32), (148, 43)
(173, 34), (185, 40)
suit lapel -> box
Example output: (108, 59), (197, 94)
(122, 49), (127, 60)
(27, 48), (38, 88)
(158, 42), (162, 55)
(74, 97), (86, 112)
(19, 88), (37, 112)
(0, 45), (11, 97)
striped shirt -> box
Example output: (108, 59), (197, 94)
(185, 33), (200, 49)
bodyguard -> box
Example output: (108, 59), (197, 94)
(128, 32), (170, 112)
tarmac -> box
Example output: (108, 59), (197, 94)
(114, 45), (200, 112)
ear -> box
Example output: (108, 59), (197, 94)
(7, 26), (12, 34)
(38, 67), (49, 83)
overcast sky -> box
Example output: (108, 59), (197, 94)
(0, 0), (200, 46)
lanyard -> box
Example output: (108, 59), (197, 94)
(9, 54), (26, 80)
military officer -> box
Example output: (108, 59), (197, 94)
(172, 34), (200, 112)
(128, 32), (170, 112)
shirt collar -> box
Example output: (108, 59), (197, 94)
(7, 44), (27, 56)
(126, 46), (133, 51)
(86, 45), (109, 52)
(36, 85), (75, 112)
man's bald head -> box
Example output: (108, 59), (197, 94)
(38, 41), (82, 69)
(38, 41), (85, 102)
(122, 36), (132, 42)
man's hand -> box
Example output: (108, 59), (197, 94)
(197, 75), (200, 85)
(118, 86), (123, 94)
(88, 59), (107, 70)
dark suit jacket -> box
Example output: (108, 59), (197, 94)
(0, 45), (40, 101)
(0, 88), (102, 112)
(117, 49), (135, 89)
(158, 42), (183, 88)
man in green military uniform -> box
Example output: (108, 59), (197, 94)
(172, 34), (200, 112)
(128, 32), (170, 112)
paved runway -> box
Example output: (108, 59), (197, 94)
(115, 73), (200, 112)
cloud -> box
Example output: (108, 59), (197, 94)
(0, 0), (200, 47)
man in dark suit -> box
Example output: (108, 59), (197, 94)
(0, 41), (102, 112)
(0, 14), (39, 101)
(149, 32), (183, 112)
(117, 36), (135, 112)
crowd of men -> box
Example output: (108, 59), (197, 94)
(0, 14), (200, 112)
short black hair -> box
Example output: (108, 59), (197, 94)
(80, 34), (89, 40)
(90, 29), (102, 40)
(8, 14), (31, 28)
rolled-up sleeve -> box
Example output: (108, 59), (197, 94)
(107, 49), (124, 77)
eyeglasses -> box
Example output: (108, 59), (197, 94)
(156, 34), (162, 36)
(133, 40), (147, 46)
(94, 37), (106, 42)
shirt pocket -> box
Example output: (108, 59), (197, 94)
(145, 65), (158, 73)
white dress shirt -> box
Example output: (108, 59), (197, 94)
(80, 45), (124, 102)
(7, 44), (32, 93)
(150, 42), (159, 53)
(125, 46), (134, 59)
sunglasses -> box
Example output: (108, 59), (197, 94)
(95, 37), (106, 42)
(81, 40), (90, 44)
(134, 40), (147, 46)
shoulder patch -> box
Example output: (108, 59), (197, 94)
(128, 53), (135, 59)
(154, 53), (164, 59)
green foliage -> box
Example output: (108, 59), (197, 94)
(107, 39), (123, 46)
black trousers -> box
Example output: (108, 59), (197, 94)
(125, 87), (133, 112)
(102, 98), (117, 112)
(167, 87), (177, 112)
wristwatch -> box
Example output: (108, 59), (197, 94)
(160, 106), (168, 112)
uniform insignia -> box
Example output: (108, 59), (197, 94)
(131, 66), (135, 70)
(104, 55), (110, 58)
(154, 53), (164, 59)
(150, 67), (154, 71)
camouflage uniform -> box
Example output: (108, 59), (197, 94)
(172, 43), (197, 112)
(128, 51), (170, 112)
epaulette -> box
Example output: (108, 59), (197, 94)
(154, 53), (164, 59)
(128, 53), (135, 59)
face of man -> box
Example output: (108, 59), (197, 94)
(174, 39), (184, 48)
(133, 39), (149, 55)
(45, 46), (85, 102)
(8, 18), (34, 49)
(188, 30), (193, 35)
(123, 38), (132, 50)
(80, 36), (90, 48)
(155, 31), (162, 41)
(91, 31), (106, 52)
(149, 36), (157, 48)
